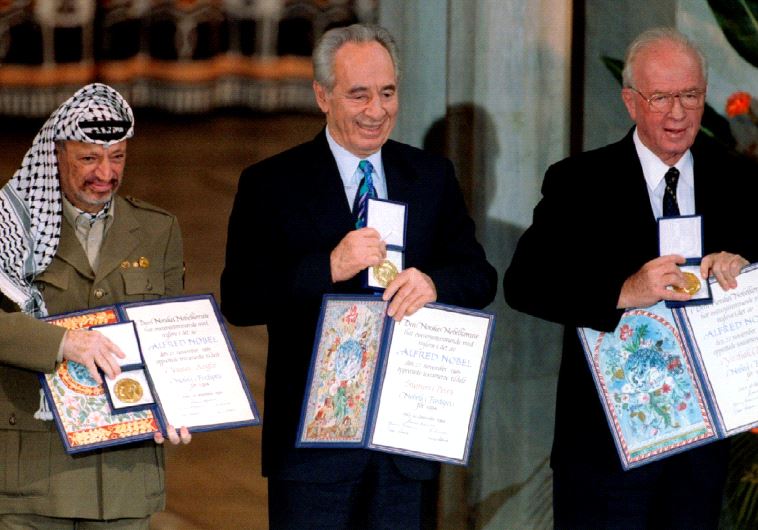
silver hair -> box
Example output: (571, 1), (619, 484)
(622, 27), (708, 88)
(312, 23), (400, 90)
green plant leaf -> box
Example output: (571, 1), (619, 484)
(601, 56), (623, 84)
(707, 0), (758, 68)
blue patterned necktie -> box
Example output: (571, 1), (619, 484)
(353, 160), (377, 228)
(663, 167), (680, 217)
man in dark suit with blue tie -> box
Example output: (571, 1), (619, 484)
(221, 23), (496, 529)
(504, 27), (758, 529)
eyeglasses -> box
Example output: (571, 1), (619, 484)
(628, 87), (706, 112)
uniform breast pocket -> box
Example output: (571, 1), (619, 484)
(34, 268), (69, 297)
(121, 270), (166, 299)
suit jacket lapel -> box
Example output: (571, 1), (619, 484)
(382, 140), (417, 203)
(302, 134), (419, 243)
(691, 137), (713, 215)
(304, 131), (357, 242)
(96, 197), (140, 281)
(617, 130), (658, 231)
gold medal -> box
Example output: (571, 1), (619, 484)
(372, 259), (398, 288)
(673, 272), (701, 295)
(114, 378), (144, 404)
(138, 256), (150, 268)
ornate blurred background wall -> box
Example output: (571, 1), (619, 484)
(0, 0), (375, 115)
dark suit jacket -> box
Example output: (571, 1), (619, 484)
(221, 130), (497, 482)
(503, 130), (758, 473)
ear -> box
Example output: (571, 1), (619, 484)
(313, 81), (330, 114)
(621, 88), (637, 121)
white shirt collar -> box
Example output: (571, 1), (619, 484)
(325, 126), (384, 186)
(61, 194), (114, 227)
(633, 128), (694, 191)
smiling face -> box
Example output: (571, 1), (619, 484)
(313, 41), (398, 157)
(622, 41), (706, 165)
(57, 140), (127, 213)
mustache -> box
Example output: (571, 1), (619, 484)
(84, 176), (119, 185)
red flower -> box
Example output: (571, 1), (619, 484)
(344, 305), (359, 324)
(667, 358), (681, 371)
(726, 91), (751, 117)
(619, 324), (633, 341)
(661, 383), (672, 394)
(677, 402), (687, 411)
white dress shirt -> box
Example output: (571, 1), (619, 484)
(325, 126), (388, 211)
(633, 128), (695, 219)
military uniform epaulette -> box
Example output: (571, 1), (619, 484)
(123, 195), (173, 217)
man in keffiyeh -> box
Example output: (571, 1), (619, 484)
(0, 83), (189, 527)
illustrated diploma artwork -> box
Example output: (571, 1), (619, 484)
(300, 297), (387, 443)
(42, 309), (161, 453)
(578, 263), (758, 469)
(297, 295), (494, 465)
(41, 294), (259, 454)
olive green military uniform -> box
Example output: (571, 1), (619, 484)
(0, 195), (183, 519)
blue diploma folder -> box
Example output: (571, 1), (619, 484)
(578, 264), (758, 469)
(40, 294), (260, 454)
(296, 294), (495, 465)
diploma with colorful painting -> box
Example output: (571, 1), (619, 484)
(40, 294), (260, 454)
(296, 294), (495, 465)
(578, 263), (758, 470)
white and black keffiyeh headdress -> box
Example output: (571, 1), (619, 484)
(0, 83), (134, 317)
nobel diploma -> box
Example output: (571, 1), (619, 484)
(680, 269), (758, 432)
(369, 305), (491, 462)
(122, 297), (257, 430)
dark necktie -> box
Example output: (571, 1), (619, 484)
(353, 160), (377, 228)
(663, 167), (680, 217)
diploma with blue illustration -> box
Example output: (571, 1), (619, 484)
(40, 294), (260, 454)
(296, 294), (495, 465)
(578, 263), (758, 469)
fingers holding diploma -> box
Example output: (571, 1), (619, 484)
(383, 267), (437, 321)
(154, 425), (192, 445)
(700, 251), (748, 291)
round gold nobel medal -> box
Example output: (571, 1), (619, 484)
(115, 378), (144, 404)
(673, 272), (701, 295)
(372, 260), (398, 288)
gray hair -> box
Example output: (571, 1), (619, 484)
(312, 23), (400, 90)
(622, 27), (708, 88)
